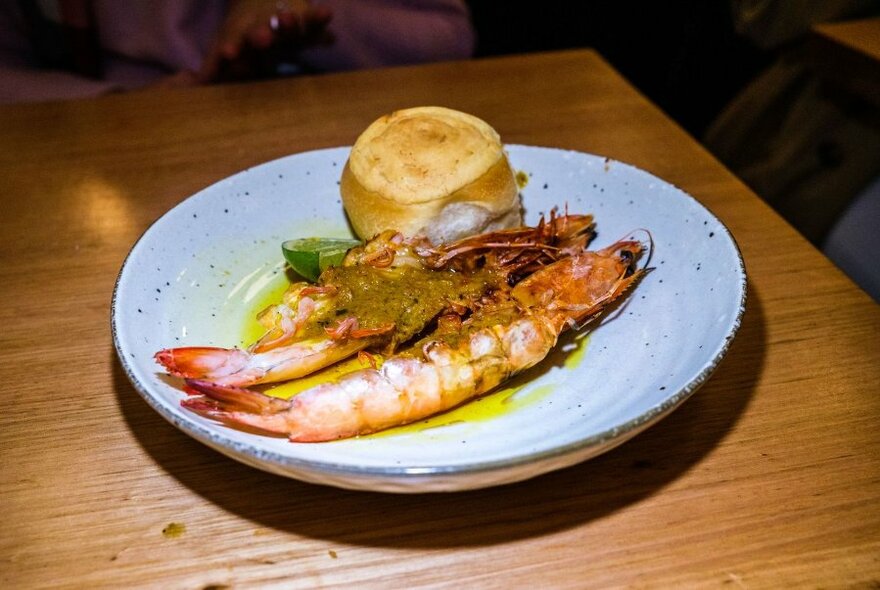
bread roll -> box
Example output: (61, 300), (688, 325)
(341, 106), (521, 244)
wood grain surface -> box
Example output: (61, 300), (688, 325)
(1, 50), (878, 589)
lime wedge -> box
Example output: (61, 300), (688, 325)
(282, 238), (361, 281)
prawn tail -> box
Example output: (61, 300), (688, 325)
(154, 346), (250, 380)
(181, 379), (293, 435)
(183, 379), (280, 413)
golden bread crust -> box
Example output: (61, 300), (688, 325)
(341, 106), (521, 242)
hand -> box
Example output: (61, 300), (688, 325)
(200, 0), (334, 83)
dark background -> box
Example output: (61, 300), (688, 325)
(465, 1), (771, 138)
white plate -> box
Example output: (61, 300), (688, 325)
(112, 145), (746, 493)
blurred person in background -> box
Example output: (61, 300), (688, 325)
(0, 0), (475, 103)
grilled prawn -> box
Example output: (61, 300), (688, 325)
(155, 212), (595, 387)
(182, 238), (645, 441)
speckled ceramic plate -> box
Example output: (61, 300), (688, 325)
(112, 145), (746, 493)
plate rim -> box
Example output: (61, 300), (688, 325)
(111, 144), (748, 482)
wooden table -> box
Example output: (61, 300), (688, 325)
(2, 50), (878, 588)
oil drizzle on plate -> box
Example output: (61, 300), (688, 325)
(239, 269), (291, 346)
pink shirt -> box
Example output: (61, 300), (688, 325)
(0, 0), (475, 103)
